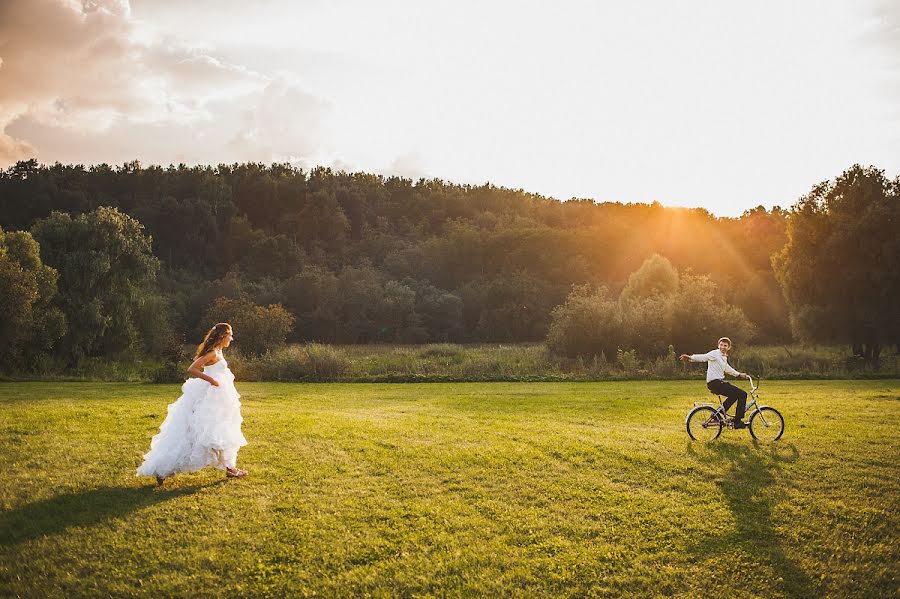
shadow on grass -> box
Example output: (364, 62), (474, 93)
(686, 441), (814, 596)
(0, 480), (223, 546)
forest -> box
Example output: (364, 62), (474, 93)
(0, 159), (896, 373)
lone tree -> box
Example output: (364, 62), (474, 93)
(773, 165), (899, 362)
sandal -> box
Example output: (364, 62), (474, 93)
(225, 467), (248, 478)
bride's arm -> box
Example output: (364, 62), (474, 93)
(187, 352), (220, 386)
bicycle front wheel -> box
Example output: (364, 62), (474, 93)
(686, 406), (722, 441)
(749, 407), (784, 442)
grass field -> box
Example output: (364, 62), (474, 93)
(1, 380), (897, 597)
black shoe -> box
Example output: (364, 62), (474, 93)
(733, 420), (747, 429)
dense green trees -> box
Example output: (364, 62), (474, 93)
(31, 207), (160, 362)
(0, 227), (65, 368)
(1, 160), (893, 369)
(773, 165), (899, 361)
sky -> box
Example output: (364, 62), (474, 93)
(0, 0), (898, 216)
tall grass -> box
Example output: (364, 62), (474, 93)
(3, 343), (897, 383)
(0, 355), (164, 383)
(229, 343), (899, 382)
(231, 344), (351, 382)
(734, 345), (897, 379)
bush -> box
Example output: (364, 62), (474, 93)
(418, 344), (465, 363)
(616, 348), (639, 374)
(547, 258), (755, 359)
(648, 345), (678, 376)
(204, 297), (295, 356)
(668, 274), (755, 353)
(150, 335), (189, 384)
(620, 296), (672, 356)
(546, 286), (624, 358)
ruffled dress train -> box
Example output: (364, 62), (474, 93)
(137, 357), (247, 478)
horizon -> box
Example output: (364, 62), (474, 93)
(1, 0), (898, 217)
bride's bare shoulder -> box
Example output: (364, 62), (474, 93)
(189, 350), (219, 369)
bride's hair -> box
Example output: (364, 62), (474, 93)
(196, 323), (232, 358)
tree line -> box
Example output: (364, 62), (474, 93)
(0, 160), (895, 370)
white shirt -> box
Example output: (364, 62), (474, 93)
(689, 349), (740, 382)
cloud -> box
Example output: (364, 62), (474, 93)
(854, 0), (900, 123)
(0, 131), (35, 164)
(864, 0), (900, 52)
(226, 78), (330, 164)
(0, 0), (327, 166)
(386, 152), (429, 180)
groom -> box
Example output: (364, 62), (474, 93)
(680, 337), (750, 428)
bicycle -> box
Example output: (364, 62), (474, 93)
(685, 376), (784, 442)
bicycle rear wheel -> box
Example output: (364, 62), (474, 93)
(686, 406), (722, 441)
(749, 407), (784, 442)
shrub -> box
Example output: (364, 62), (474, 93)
(616, 348), (639, 374)
(649, 345), (678, 376)
(587, 352), (610, 377)
(669, 274), (755, 353)
(546, 286), (624, 358)
(620, 295), (672, 357)
(547, 258), (755, 359)
(204, 297), (295, 356)
(418, 344), (465, 363)
(150, 335), (189, 384)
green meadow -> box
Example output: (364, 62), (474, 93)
(1, 380), (897, 598)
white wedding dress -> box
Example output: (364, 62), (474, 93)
(137, 351), (247, 479)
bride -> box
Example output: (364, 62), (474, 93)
(137, 322), (248, 486)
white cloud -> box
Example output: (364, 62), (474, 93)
(225, 78), (331, 165)
(386, 152), (429, 181)
(0, 0), (327, 165)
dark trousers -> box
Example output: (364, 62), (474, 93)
(707, 379), (748, 419)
